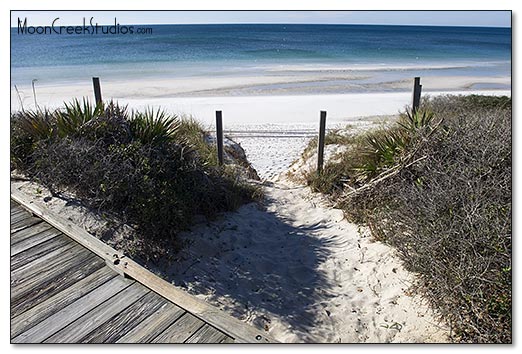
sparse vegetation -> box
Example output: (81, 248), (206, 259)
(11, 99), (260, 261)
(303, 95), (512, 343)
(301, 129), (355, 160)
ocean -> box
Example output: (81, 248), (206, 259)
(11, 24), (511, 90)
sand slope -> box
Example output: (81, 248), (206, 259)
(161, 179), (449, 343)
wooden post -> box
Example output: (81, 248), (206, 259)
(216, 111), (224, 165)
(92, 77), (102, 105)
(317, 110), (327, 174)
(412, 76), (422, 114)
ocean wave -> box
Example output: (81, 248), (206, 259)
(242, 48), (332, 59)
(260, 61), (510, 73)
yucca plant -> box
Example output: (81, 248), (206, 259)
(129, 108), (180, 146)
(13, 109), (55, 140)
(104, 100), (129, 120)
(398, 109), (435, 133)
(351, 109), (434, 182)
(353, 128), (409, 182)
(55, 98), (104, 138)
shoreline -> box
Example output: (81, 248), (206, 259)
(11, 58), (510, 85)
(11, 81), (511, 119)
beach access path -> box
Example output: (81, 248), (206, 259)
(10, 190), (276, 344)
(164, 178), (450, 343)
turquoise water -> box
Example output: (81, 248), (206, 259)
(11, 24), (511, 87)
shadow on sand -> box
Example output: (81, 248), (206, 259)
(158, 189), (345, 342)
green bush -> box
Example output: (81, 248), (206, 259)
(56, 99), (105, 138)
(129, 108), (180, 146)
(11, 100), (259, 261)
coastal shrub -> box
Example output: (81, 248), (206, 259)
(11, 100), (259, 261)
(10, 110), (53, 168)
(55, 98), (105, 138)
(305, 95), (512, 343)
(305, 109), (433, 193)
(129, 108), (180, 146)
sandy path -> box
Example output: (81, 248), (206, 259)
(160, 179), (450, 343)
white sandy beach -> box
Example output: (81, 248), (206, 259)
(11, 71), (510, 110)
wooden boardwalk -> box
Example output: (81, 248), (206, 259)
(10, 192), (275, 344)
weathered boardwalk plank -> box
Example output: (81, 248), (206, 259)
(12, 276), (133, 343)
(80, 291), (170, 343)
(12, 204), (25, 211)
(11, 235), (74, 271)
(11, 212), (30, 224)
(11, 228), (63, 256)
(10, 222), (52, 246)
(186, 324), (229, 343)
(44, 282), (150, 343)
(11, 248), (98, 304)
(11, 205), (32, 218)
(11, 215), (43, 234)
(11, 210), (34, 223)
(11, 242), (79, 283)
(11, 267), (117, 338)
(10, 254), (105, 318)
(115, 302), (186, 343)
(151, 312), (205, 343)
(11, 203), (25, 212)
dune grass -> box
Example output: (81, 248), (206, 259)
(304, 95), (512, 343)
(11, 99), (260, 261)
